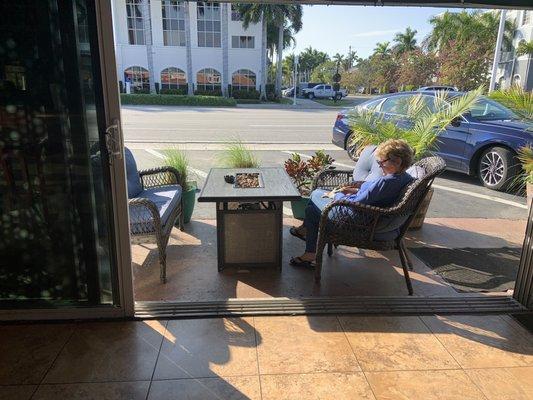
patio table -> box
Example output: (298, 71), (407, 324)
(198, 167), (301, 271)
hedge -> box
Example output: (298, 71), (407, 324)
(120, 94), (236, 107)
(232, 89), (260, 100)
(160, 88), (188, 95)
(194, 89), (223, 97)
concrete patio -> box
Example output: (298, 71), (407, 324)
(131, 217), (526, 302)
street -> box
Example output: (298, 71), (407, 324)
(122, 105), (528, 221)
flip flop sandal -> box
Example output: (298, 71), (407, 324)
(289, 227), (306, 242)
(289, 256), (316, 268)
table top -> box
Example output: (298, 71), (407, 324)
(198, 167), (302, 203)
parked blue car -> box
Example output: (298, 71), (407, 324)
(332, 91), (533, 191)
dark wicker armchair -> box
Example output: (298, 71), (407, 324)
(311, 156), (446, 295)
(126, 149), (184, 284)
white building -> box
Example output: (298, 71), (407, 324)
(111, 0), (263, 95)
(496, 10), (533, 91)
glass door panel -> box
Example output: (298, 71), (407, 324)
(0, 0), (117, 308)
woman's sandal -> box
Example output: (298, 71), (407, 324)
(289, 256), (316, 268)
(289, 227), (306, 242)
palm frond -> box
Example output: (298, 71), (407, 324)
(489, 87), (533, 121)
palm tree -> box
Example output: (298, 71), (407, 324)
(517, 40), (533, 57)
(142, 0), (155, 93)
(341, 48), (358, 71)
(237, 4), (302, 99)
(393, 27), (417, 54)
(373, 41), (391, 57)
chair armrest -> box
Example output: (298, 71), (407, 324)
(312, 169), (353, 191)
(128, 197), (162, 234)
(139, 166), (181, 189)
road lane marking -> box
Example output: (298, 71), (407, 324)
(432, 184), (527, 209)
(280, 150), (354, 169)
(144, 149), (294, 216)
(283, 151), (527, 209)
(249, 124), (332, 127)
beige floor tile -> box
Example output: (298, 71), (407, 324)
(0, 324), (74, 384)
(148, 376), (261, 400)
(339, 316), (459, 371)
(465, 367), (533, 400)
(421, 315), (533, 368)
(43, 320), (166, 383)
(32, 381), (150, 400)
(0, 385), (36, 400)
(365, 370), (486, 400)
(260, 372), (376, 400)
(153, 318), (258, 379)
(254, 316), (360, 374)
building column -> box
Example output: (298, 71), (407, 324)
(221, 3), (229, 97)
(184, 1), (194, 95)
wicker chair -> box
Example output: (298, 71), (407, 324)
(125, 148), (184, 283)
(311, 156), (446, 295)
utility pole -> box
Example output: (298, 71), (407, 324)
(489, 9), (507, 92)
(293, 55), (298, 106)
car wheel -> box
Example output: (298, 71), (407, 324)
(335, 93), (342, 100)
(478, 146), (518, 191)
(346, 134), (357, 161)
(308, 93), (314, 100)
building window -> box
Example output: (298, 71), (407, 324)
(197, 2), (221, 47)
(162, 0), (186, 46)
(231, 36), (254, 49)
(196, 68), (221, 91)
(126, 0), (146, 45)
(231, 4), (242, 21)
(232, 69), (256, 91)
(124, 66), (150, 92)
(161, 67), (187, 89)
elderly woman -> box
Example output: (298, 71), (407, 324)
(289, 139), (414, 268)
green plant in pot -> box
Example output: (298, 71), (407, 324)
(284, 151), (335, 219)
(517, 145), (533, 206)
(218, 141), (259, 168)
(347, 87), (482, 227)
(164, 149), (197, 224)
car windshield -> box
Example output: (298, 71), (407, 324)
(468, 98), (518, 121)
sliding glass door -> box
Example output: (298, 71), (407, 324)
(0, 0), (131, 317)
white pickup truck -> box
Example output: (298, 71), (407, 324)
(302, 84), (347, 100)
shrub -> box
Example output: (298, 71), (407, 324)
(265, 83), (277, 101)
(235, 99), (262, 104)
(284, 151), (335, 196)
(160, 87), (187, 95)
(194, 89), (223, 97)
(133, 87), (150, 94)
(163, 148), (191, 190)
(404, 85), (415, 91)
(231, 89), (260, 100)
(120, 94), (236, 107)
(218, 141), (259, 168)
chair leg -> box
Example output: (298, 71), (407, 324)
(158, 242), (167, 284)
(314, 241), (326, 283)
(178, 203), (185, 231)
(400, 241), (413, 271)
(327, 243), (333, 257)
(398, 247), (413, 295)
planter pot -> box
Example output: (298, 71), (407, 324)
(527, 183), (533, 208)
(291, 196), (310, 220)
(182, 180), (197, 224)
(409, 187), (434, 230)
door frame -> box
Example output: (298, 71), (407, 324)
(0, 0), (133, 321)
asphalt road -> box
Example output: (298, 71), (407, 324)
(122, 105), (528, 220)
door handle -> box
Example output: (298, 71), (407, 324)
(105, 119), (123, 162)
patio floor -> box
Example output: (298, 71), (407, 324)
(132, 217), (526, 302)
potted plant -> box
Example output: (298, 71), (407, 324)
(164, 149), (197, 224)
(284, 151), (335, 219)
(218, 141), (259, 168)
(347, 87), (482, 228)
(517, 146), (533, 207)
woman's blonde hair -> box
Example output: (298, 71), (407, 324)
(375, 139), (414, 172)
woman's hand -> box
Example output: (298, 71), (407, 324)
(340, 186), (359, 195)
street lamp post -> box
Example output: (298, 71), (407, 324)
(293, 55), (298, 106)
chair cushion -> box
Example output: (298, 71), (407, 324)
(352, 145), (383, 182)
(129, 185), (182, 234)
(125, 147), (143, 198)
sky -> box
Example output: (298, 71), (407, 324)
(292, 6), (478, 59)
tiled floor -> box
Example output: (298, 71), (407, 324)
(131, 218), (526, 302)
(1, 314), (532, 400)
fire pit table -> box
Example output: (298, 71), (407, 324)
(198, 167), (301, 271)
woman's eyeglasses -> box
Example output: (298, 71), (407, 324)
(377, 158), (390, 167)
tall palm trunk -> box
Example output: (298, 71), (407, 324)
(184, 1), (193, 95)
(275, 23), (283, 98)
(260, 12), (267, 101)
(142, 0), (155, 93)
